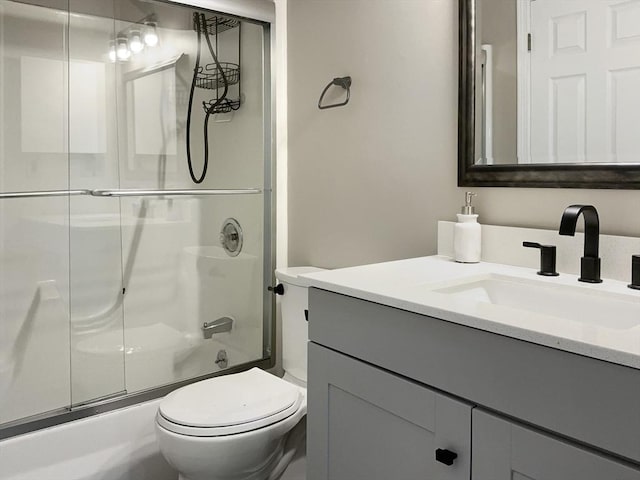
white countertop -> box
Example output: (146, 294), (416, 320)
(301, 256), (640, 370)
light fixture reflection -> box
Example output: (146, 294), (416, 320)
(143, 21), (158, 47)
(108, 40), (116, 62)
(116, 37), (131, 61)
(129, 30), (144, 53)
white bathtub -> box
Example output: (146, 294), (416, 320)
(0, 399), (177, 480)
(0, 381), (307, 480)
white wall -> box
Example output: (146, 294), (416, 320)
(287, 0), (640, 270)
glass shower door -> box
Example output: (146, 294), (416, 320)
(67, 0), (126, 406)
(0, 0), (73, 424)
(0, 0), (273, 434)
(113, 0), (269, 393)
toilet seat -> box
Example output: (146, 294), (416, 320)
(157, 368), (304, 437)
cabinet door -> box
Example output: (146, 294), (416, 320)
(473, 409), (640, 479)
(307, 342), (471, 480)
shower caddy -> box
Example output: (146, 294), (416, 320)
(186, 13), (241, 184)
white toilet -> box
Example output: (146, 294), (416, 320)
(155, 266), (324, 480)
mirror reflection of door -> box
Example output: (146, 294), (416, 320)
(520, 0), (640, 164)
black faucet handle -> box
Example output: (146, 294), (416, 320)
(523, 241), (548, 249)
(628, 255), (640, 290)
(523, 241), (559, 277)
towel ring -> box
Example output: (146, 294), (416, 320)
(318, 76), (352, 110)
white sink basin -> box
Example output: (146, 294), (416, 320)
(431, 274), (640, 330)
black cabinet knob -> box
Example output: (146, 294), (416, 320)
(435, 448), (458, 466)
(268, 284), (284, 295)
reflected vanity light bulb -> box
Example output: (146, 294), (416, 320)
(143, 22), (158, 47)
(108, 41), (116, 63)
(116, 38), (131, 60)
(129, 31), (144, 53)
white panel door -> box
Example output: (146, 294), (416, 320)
(528, 0), (640, 163)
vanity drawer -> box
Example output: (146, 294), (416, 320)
(308, 287), (640, 464)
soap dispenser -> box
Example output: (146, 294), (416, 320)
(454, 192), (481, 263)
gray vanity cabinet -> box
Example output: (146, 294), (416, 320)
(307, 342), (472, 480)
(473, 409), (640, 480)
(307, 288), (640, 478)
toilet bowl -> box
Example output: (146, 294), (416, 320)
(155, 266), (324, 480)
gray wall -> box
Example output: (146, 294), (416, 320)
(287, 0), (640, 269)
(287, 0), (460, 268)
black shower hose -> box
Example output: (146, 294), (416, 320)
(185, 13), (230, 184)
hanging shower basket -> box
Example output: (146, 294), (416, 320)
(186, 11), (242, 184)
(195, 62), (239, 90)
(202, 97), (241, 115)
(193, 15), (239, 35)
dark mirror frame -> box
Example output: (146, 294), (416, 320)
(458, 0), (640, 189)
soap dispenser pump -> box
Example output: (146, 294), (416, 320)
(454, 192), (481, 263)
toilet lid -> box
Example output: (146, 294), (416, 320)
(158, 368), (301, 429)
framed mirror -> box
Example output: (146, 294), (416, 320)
(458, 0), (640, 188)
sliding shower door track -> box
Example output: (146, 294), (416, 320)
(0, 357), (273, 440)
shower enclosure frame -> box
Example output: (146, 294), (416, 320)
(0, 0), (276, 440)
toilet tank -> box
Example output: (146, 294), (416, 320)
(275, 266), (325, 384)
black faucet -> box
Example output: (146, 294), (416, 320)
(558, 205), (602, 283)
